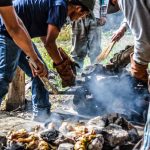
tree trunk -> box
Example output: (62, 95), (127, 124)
(6, 67), (25, 111)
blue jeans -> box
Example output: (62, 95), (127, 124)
(0, 35), (50, 116)
(141, 104), (150, 150)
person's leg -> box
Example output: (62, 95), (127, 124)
(88, 18), (101, 64)
(0, 35), (21, 104)
(141, 104), (150, 150)
(71, 17), (89, 72)
(18, 43), (50, 121)
(130, 53), (148, 83)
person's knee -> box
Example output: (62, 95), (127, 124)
(0, 78), (10, 99)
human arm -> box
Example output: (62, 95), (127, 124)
(40, 24), (76, 87)
(40, 25), (63, 65)
(0, 6), (47, 77)
(98, 4), (107, 26)
(40, 4), (77, 87)
(111, 18), (128, 42)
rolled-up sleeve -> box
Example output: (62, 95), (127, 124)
(47, 5), (67, 31)
(121, 18), (129, 29)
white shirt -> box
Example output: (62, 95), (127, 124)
(118, 0), (150, 65)
(93, 0), (101, 19)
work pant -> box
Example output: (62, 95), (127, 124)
(0, 35), (50, 116)
(71, 16), (101, 72)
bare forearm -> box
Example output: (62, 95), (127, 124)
(45, 41), (63, 64)
(41, 36), (63, 65)
(41, 25), (63, 64)
(8, 22), (38, 60)
(0, 6), (39, 61)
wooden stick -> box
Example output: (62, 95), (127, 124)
(96, 40), (116, 63)
(27, 57), (58, 94)
(132, 138), (143, 150)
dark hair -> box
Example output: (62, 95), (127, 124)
(68, 0), (81, 5)
(68, 0), (89, 11)
(110, 0), (116, 6)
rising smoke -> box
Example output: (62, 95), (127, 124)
(85, 72), (149, 122)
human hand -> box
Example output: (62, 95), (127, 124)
(111, 25), (126, 42)
(97, 17), (106, 26)
(54, 59), (76, 87)
(53, 47), (78, 87)
(29, 58), (48, 77)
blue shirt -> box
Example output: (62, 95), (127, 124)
(0, 0), (67, 38)
(0, 0), (12, 7)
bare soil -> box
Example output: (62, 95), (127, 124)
(0, 95), (74, 135)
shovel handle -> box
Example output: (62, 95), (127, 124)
(26, 56), (58, 94)
(96, 40), (117, 63)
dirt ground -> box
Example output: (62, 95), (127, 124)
(0, 93), (146, 150)
(0, 95), (78, 136)
(0, 111), (41, 135)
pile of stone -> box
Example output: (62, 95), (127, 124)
(0, 113), (142, 150)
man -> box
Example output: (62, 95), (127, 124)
(108, 0), (150, 84)
(0, 0), (89, 122)
(107, 0), (150, 149)
(71, 0), (107, 72)
(0, 0), (47, 77)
